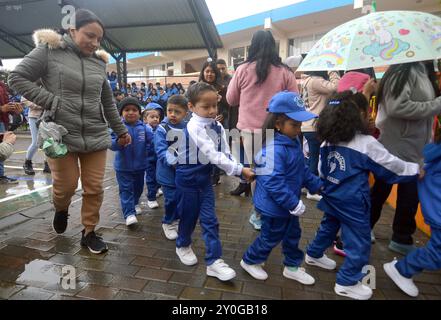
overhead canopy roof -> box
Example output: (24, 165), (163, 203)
(0, 0), (223, 59)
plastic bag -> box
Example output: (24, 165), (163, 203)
(38, 120), (68, 159)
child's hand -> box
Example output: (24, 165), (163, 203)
(242, 168), (255, 182)
(215, 115), (224, 123)
(118, 133), (132, 146)
(290, 200), (306, 217)
(419, 169), (425, 180)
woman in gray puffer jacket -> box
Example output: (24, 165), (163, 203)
(370, 61), (441, 255)
(9, 9), (131, 254)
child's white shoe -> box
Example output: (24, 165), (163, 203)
(156, 189), (163, 197)
(207, 259), (236, 281)
(176, 246), (198, 266)
(162, 223), (178, 240)
(283, 266), (315, 285)
(334, 282), (373, 300)
(240, 260), (268, 280)
(383, 260), (419, 297)
(306, 193), (323, 202)
(305, 253), (337, 270)
(125, 215), (138, 226)
(147, 200), (159, 209)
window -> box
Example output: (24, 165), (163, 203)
(147, 64), (166, 77)
(229, 47), (246, 68)
(288, 33), (326, 56)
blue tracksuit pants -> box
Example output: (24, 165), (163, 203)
(307, 212), (371, 286)
(145, 162), (160, 201)
(116, 170), (145, 219)
(243, 214), (304, 267)
(176, 185), (222, 266)
(396, 226), (441, 278)
(162, 185), (178, 225)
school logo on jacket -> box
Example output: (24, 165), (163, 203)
(327, 151), (346, 185)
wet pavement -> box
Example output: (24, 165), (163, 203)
(0, 134), (440, 300)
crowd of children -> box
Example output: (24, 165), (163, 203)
(107, 73), (441, 300)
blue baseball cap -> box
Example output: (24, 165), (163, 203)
(145, 102), (163, 111)
(268, 91), (317, 122)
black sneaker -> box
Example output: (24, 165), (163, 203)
(43, 161), (51, 174)
(0, 176), (19, 185)
(52, 210), (69, 234)
(23, 160), (35, 175)
(81, 230), (108, 254)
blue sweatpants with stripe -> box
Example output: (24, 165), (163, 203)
(116, 170), (145, 219)
(243, 214), (304, 267)
(307, 212), (371, 286)
(396, 226), (441, 278)
(176, 185), (222, 266)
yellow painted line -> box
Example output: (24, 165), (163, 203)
(13, 149), (43, 154)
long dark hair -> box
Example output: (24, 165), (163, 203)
(246, 30), (290, 85)
(261, 113), (290, 146)
(317, 91), (369, 144)
(378, 62), (440, 104)
(199, 61), (221, 89)
(60, 9), (105, 36)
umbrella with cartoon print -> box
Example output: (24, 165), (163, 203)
(297, 11), (441, 72)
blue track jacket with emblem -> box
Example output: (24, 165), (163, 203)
(318, 134), (419, 226)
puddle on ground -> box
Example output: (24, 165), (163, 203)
(16, 259), (71, 288)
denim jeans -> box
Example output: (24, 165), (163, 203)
(0, 122), (5, 177)
(26, 117), (39, 160)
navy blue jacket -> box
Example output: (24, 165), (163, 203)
(110, 120), (153, 172)
(319, 134), (419, 226)
(254, 133), (322, 218)
(155, 118), (186, 187)
(418, 143), (441, 229)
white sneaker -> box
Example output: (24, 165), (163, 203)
(306, 193), (323, 202)
(135, 205), (142, 215)
(371, 230), (376, 244)
(125, 215), (138, 226)
(383, 260), (419, 297)
(162, 223), (178, 240)
(334, 282), (373, 300)
(147, 200), (159, 209)
(176, 246), (198, 266)
(305, 254), (337, 270)
(156, 189), (163, 197)
(283, 266), (315, 285)
(240, 260), (268, 280)
(207, 259), (236, 281)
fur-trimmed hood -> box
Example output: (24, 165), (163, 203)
(32, 29), (109, 64)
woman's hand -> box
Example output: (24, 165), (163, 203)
(118, 133), (132, 147)
(363, 78), (378, 99)
(2, 132), (16, 145)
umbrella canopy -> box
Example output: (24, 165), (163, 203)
(298, 11), (441, 72)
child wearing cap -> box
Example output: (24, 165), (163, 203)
(111, 97), (154, 227)
(304, 91), (420, 300)
(240, 91), (323, 285)
(143, 103), (164, 209)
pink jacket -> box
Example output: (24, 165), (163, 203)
(227, 62), (298, 131)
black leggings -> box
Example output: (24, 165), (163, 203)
(370, 179), (419, 245)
